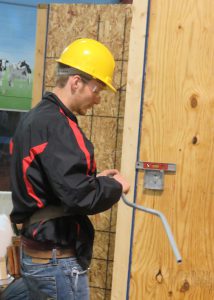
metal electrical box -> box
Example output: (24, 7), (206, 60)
(136, 161), (176, 190)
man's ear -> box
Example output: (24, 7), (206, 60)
(69, 75), (81, 92)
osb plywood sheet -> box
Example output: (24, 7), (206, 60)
(108, 232), (115, 261)
(129, 0), (214, 299)
(47, 4), (132, 61)
(45, 58), (56, 87)
(114, 61), (123, 91)
(106, 261), (113, 290)
(105, 290), (111, 300)
(115, 118), (124, 171)
(110, 203), (118, 233)
(89, 259), (107, 289)
(77, 116), (92, 140)
(89, 210), (111, 231)
(93, 91), (119, 117)
(90, 288), (105, 300)
(91, 117), (117, 170)
(97, 6), (131, 60)
(47, 5), (98, 58)
(93, 231), (109, 260)
(118, 91), (126, 118)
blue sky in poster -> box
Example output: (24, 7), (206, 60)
(0, 3), (36, 68)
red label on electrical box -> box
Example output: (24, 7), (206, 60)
(143, 162), (169, 170)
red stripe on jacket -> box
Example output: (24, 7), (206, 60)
(22, 142), (48, 208)
(60, 109), (91, 175)
(92, 159), (96, 173)
(9, 138), (14, 155)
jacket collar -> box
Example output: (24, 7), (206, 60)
(43, 91), (78, 124)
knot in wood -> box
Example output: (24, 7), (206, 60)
(180, 280), (190, 292)
(192, 136), (198, 145)
(190, 94), (198, 108)
(155, 269), (163, 284)
(168, 291), (173, 297)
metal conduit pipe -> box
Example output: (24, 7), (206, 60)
(121, 194), (182, 263)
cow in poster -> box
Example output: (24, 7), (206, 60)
(0, 59), (9, 88)
(8, 60), (32, 87)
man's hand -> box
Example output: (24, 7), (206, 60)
(97, 169), (130, 194)
(97, 169), (119, 177)
(113, 173), (130, 194)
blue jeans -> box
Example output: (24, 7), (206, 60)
(20, 247), (89, 300)
(0, 278), (29, 300)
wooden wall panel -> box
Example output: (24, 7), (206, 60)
(47, 4), (131, 61)
(91, 117), (117, 170)
(89, 210), (111, 231)
(129, 0), (214, 299)
(46, 5), (98, 58)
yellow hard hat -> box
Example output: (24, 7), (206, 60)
(56, 38), (116, 93)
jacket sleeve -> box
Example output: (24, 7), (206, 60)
(41, 116), (122, 215)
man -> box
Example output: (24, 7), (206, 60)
(10, 38), (130, 300)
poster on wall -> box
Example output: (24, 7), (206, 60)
(0, 110), (26, 191)
(0, 3), (36, 111)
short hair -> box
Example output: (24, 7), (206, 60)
(56, 63), (70, 88)
(56, 62), (93, 88)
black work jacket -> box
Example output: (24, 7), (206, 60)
(10, 92), (122, 268)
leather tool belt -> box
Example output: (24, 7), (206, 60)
(21, 236), (76, 259)
(23, 245), (75, 259)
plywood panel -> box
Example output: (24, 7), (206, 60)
(46, 4), (98, 58)
(47, 4), (131, 61)
(129, 0), (214, 299)
(89, 210), (111, 231)
(93, 91), (119, 117)
(90, 288), (105, 300)
(93, 231), (109, 260)
(97, 5), (131, 60)
(91, 117), (117, 170)
(108, 233), (115, 260)
(89, 259), (107, 289)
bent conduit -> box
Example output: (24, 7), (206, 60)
(121, 194), (182, 263)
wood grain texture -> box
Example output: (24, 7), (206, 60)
(89, 259), (107, 289)
(90, 288), (105, 300)
(47, 4), (132, 60)
(32, 5), (48, 107)
(129, 0), (214, 299)
(91, 117), (117, 170)
(89, 209), (111, 231)
(93, 231), (109, 260)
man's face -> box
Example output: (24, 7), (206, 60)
(74, 78), (105, 115)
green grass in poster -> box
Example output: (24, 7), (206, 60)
(0, 69), (33, 111)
